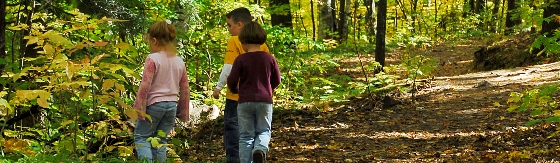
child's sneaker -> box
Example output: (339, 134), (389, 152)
(252, 150), (265, 163)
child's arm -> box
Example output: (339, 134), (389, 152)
(133, 57), (156, 120)
(213, 64), (232, 98)
(270, 58), (281, 90)
(213, 37), (240, 98)
(227, 58), (242, 94)
(177, 68), (190, 122)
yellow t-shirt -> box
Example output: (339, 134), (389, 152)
(224, 36), (270, 101)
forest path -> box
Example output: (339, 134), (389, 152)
(267, 39), (560, 162)
(182, 38), (560, 162)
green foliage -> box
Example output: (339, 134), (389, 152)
(2, 8), (141, 160)
(391, 53), (437, 92)
(507, 83), (560, 126)
(8, 153), (131, 163)
(531, 28), (560, 57)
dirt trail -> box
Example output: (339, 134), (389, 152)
(267, 39), (560, 162)
(182, 39), (560, 162)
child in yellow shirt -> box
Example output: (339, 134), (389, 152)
(212, 7), (269, 163)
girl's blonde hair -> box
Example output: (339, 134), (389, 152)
(146, 20), (178, 55)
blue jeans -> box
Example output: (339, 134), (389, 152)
(237, 102), (273, 163)
(134, 101), (177, 162)
(224, 99), (240, 162)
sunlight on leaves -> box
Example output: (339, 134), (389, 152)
(158, 130), (166, 137)
(44, 31), (71, 46)
(116, 42), (130, 50)
(118, 146), (134, 157)
(124, 108), (138, 121)
(147, 137), (163, 148)
(91, 53), (107, 65)
(15, 90), (51, 108)
(43, 43), (55, 55)
(0, 98), (12, 115)
(25, 36), (39, 45)
(60, 120), (74, 128)
(493, 102), (502, 107)
(1, 139), (37, 156)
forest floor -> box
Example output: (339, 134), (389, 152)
(181, 36), (560, 162)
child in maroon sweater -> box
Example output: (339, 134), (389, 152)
(227, 21), (281, 163)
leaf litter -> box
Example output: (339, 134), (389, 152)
(178, 38), (560, 162)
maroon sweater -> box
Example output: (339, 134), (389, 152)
(227, 51), (281, 103)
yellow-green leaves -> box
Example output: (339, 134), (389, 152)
(118, 146), (134, 157)
(124, 108), (152, 122)
(14, 90), (51, 108)
(91, 53), (107, 65)
(43, 43), (55, 55)
(102, 79), (125, 93)
(60, 120), (74, 128)
(147, 137), (162, 148)
(25, 36), (39, 45)
(116, 42), (130, 50)
(0, 95), (12, 116)
(124, 108), (138, 122)
(1, 139), (37, 156)
(44, 31), (71, 46)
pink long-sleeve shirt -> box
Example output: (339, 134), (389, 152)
(133, 52), (190, 122)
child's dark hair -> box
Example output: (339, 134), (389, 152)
(146, 20), (177, 55)
(238, 21), (267, 45)
(226, 7), (252, 24)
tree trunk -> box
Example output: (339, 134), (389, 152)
(474, 0), (485, 13)
(271, 0), (294, 28)
(331, 0), (337, 34)
(541, 0), (560, 36)
(365, 0), (377, 43)
(505, 0), (519, 35)
(411, 0), (419, 33)
(491, 0), (501, 32)
(435, 0), (438, 37)
(0, 0), (5, 92)
(319, 0), (336, 40)
(311, 0), (316, 41)
(338, 0), (350, 41)
(376, 0), (387, 68)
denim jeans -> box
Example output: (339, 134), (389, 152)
(224, 99), (240, 163)
(237, 102), (273, 163)
(134, 101), (177, 162)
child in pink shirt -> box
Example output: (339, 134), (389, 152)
(133, 20), (190, 162)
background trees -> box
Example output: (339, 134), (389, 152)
(0, 0), (558, 161)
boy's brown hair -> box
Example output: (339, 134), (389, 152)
(226, 7), (252, 24)
(238, 21), (267, 45)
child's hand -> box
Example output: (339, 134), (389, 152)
(213, 89), (221, 99)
